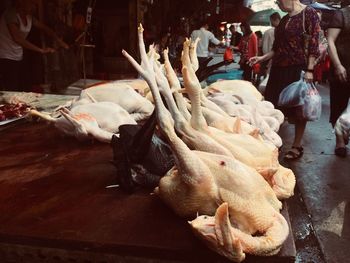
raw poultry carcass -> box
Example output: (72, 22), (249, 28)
(207, 92), (284, 128)
(122, 24), (290, 262)
(203, 79), (263, 102)
(207, 92), (283, 147)
(207, 92), (281, 127)
(203, 80), (284, 126)
(114, 79), (150, 96)
(190, 202), (289, 262)
(72, 82), (154, 122)
(197, 105), (256, 135)
(207, 93), (255, 123)
(29, 102), (136, 143)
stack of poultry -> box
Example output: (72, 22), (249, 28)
(122, 24), (296, 262)
(26, 22), (296, 262)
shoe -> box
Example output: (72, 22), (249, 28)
(284, 146), (304, 160)
(334, 147), (347, 157)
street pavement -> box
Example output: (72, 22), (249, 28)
(278, 83), (350, 263)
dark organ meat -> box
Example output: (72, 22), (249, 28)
(0, 103), (31, 121)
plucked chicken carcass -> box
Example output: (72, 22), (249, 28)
(72, 82), (154, 122)
(114, 79), (150, 96)
(204, 80), (263, 102)
(208, 92), (283, 131)
(202, 79), (284, 141)
(207, 93), (283, 148)
(190, 202), (289, 262)
(122, 24), (290, 262)
(29, 102), (136, 143)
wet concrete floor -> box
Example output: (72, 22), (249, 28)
(279, 83), (350, 263)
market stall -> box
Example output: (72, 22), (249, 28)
(0, 0), (304, 261)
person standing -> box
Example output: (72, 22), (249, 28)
(249, 0), (320, 160)
(262, 12), (281, 55)
(234, 22), (258, 81)
(190, 20), (221, 66)
(154, 30), (170, 63)
(326, 1), (350, 157)
(262, 12), (281, 74)
(0, 0), (69, 91)
(229, 24), (242, 47)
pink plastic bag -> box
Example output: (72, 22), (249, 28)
(296, 83), (322, 121)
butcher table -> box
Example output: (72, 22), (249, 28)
(0, 121), (296, 263)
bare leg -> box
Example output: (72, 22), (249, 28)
(335, 133), (346, 148)
(292, 120), (307, 147)
(285, 119), (307, 159)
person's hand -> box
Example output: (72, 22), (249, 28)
(248, 56), (262, 67)
(335, 64), (347, 82)
(304, 71), (314, 83)
(41, 47), (55, 54)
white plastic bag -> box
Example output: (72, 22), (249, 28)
(258, 74), (269, 95)
(297, 83), (322, 121)
(278, 72), (310, 107)
(278, 71), (322, 121)
(335, 104), (350, 142)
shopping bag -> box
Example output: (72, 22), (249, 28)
(298, 83), (322, 121)
(224, 47), (234, 62)
(252, 63), (260, 74)
(335, 104), (350, 142)
(278, 73), (308, 107)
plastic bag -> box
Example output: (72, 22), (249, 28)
(224, 47), (234, 62)
(278, 73), (308, 107)
(258, 74), (269, 95)
(335, 104), (350, 142)
(296, 83), (322, 121)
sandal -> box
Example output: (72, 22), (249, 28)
(284, 146), (304, 160)
(334, 147), (347, 157)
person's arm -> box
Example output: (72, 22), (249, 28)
(327, 28), (347, 82)
(250, 33), (258, 57)
(208, 31), (221, 46)
(232, 45), (239, 51)
(248, 50), (275, 66)
(33, 19), (69, 49)
(232, 38), (241, 51)
(7, 23), (54, 54)
(304, 8), (321, 82)
(190, 31), (195, 41)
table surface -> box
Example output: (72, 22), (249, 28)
(0, 120), (296, 262)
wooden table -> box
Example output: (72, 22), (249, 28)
(0, 121), (296, 263)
